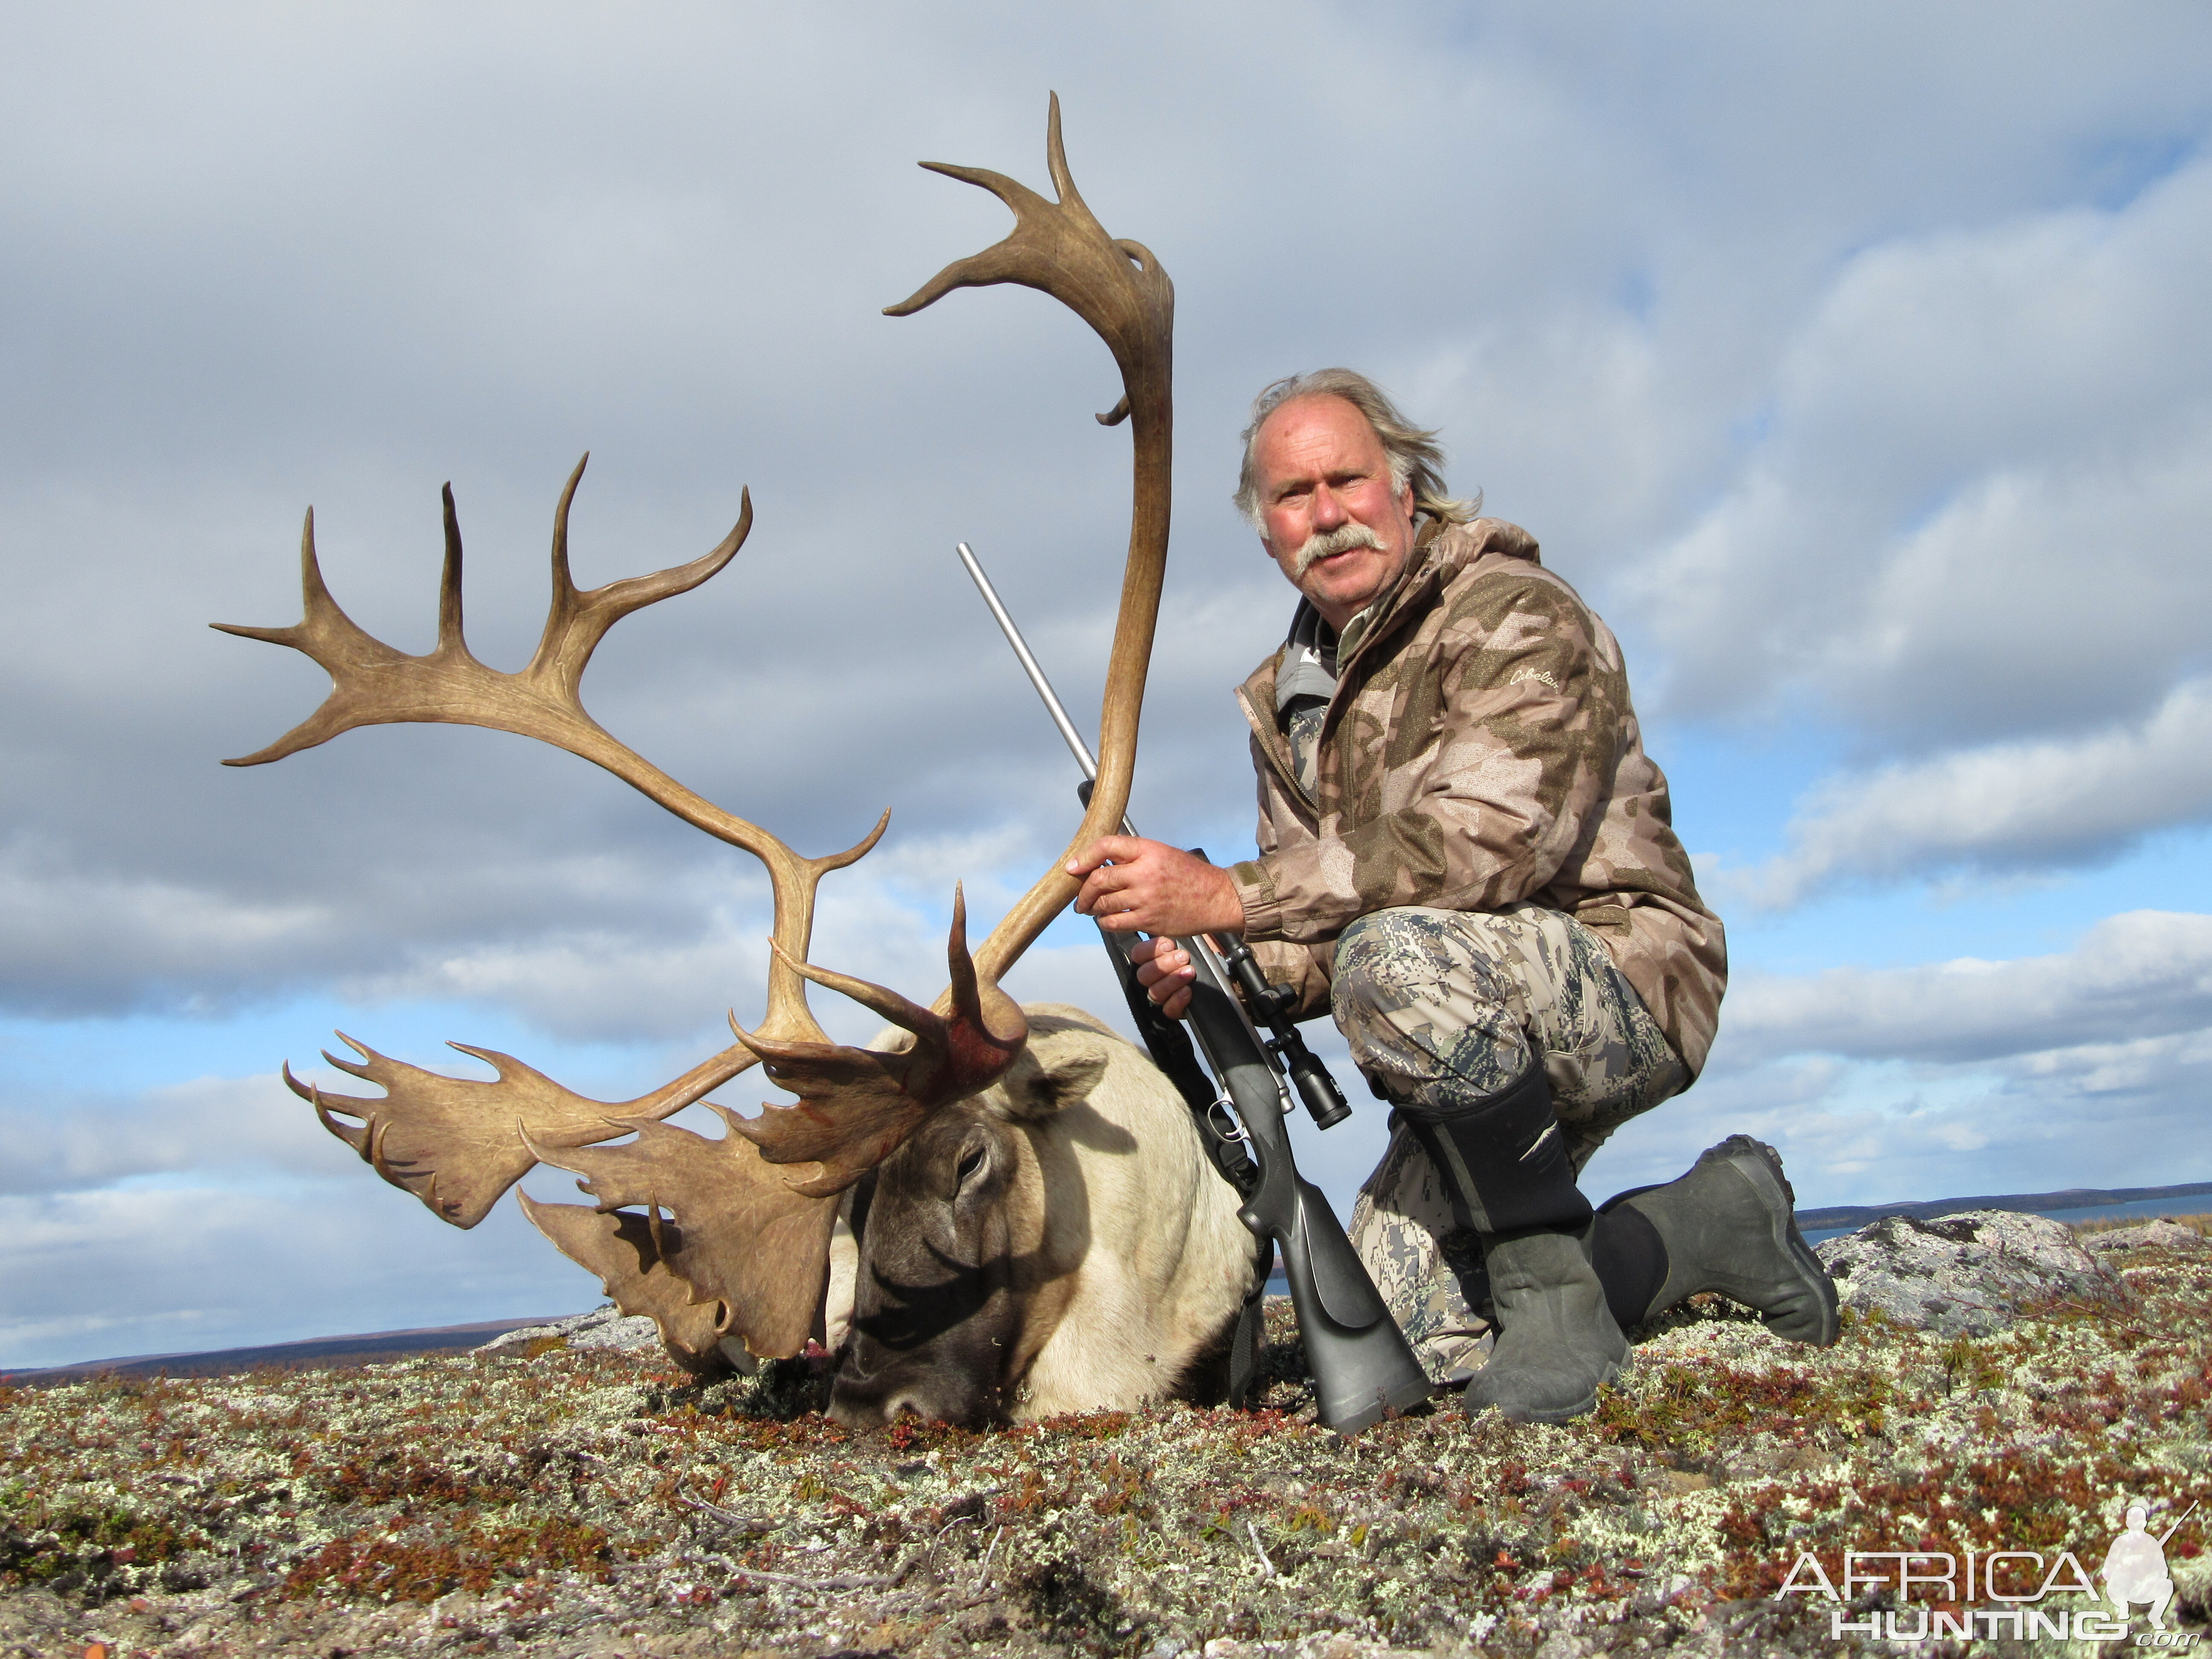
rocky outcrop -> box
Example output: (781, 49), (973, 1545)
(2082, 1218), (2208, 1254)
(1813, 1209), (2125, 1336)
(474, 1304), (661, 1355)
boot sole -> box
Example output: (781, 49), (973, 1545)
(1467, 1352), (1628, 1424)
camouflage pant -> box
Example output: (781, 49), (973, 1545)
(1334, 904), (1688, 1382)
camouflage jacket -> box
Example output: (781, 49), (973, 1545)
(1227, 518), (1727, 1077)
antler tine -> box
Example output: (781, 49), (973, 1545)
(518, 1194), (736, 1376)
(438, 483), (467, 652)
(213, 509), (437, 765)
(286, 1013), (833, 1232)
(886, 93), (1174, 987)
(743, 885), (1022, 1055)
(526, 453), (751, 707)
(523, 1112), (840, 1361)
(884, 93), (1170, 422)
(728, 887), (1028, 1196)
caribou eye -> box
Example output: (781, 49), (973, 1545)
(954, 1144), (987, 1189)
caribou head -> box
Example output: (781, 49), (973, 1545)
(215, 97), (1179, 1386)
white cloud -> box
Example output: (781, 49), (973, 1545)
(1611, 146), (2212, 902)
(1633, 148), (2212, 745)
(317, 823), (1061, 1045)
(1585, 911), (2212, 1207)
(1720, 910), (2212, 1062)
(0, 1072), (340, 1198)
(1, 4), (2205, 1029)
(0, 1181), (589, 1372)
(1618, 1022), (2212, 1208)
(1720, 681), (2212, 906)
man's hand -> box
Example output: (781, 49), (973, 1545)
(1128, 934), (1198, 1019)
(1066, 838), (1242, 1018)
(1066, 836), (1245, 938)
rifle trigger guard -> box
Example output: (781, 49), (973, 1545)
(1206, 1097), (1250, 1146)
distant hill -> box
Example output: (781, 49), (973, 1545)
(1, 1314), (571, 1386)
(1793, 1179), (2212, 1232)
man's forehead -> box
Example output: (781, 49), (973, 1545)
(1256, 394), (1384, 467)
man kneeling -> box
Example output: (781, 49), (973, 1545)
(1068, 370), (1836, 1422)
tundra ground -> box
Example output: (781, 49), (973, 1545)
(3, 1222), (2207, 1658)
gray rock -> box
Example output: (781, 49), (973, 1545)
(2083, 1219), (2208, 1254)
(475, 1304), (761, 1374)
(475, 1305), (662, 1355)
(1813, 1209), (2124, 1337)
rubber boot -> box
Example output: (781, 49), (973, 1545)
(1601, 1135), (1838, 1345)
(1390, 1060), (1627, 1423)
(1462, 1222), (1629, 1422)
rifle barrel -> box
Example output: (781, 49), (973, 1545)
(957, 543), (1123, 821)
(2160, 1499), (2200, 1545)
(955, 541), (1267, 1053)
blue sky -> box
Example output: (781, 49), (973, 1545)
(3, 1), (2208, 1369)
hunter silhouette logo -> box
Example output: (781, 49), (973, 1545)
(1776, 1493), (2201, 1644)
(2104, 1500), (2197, 1633)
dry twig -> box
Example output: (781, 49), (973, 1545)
(675, 1493), (779, 1531)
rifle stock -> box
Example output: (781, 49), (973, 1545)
(1176, 948), (1435, 1434)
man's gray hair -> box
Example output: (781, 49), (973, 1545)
(1232, 369), (1480, 531)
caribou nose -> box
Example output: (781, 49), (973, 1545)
(829, 1374), (946, 1428)
(827, 1365), (927, 1428)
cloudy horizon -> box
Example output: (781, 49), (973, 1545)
(3, 1), (2208, 1369)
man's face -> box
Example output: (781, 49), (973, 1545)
(1251, 394), (1418, 632)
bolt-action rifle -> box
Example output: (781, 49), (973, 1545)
(958, 543), (1434, 1436)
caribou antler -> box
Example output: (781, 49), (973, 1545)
(885, 91), (1173, 987)
(732, 888), (1027, 1196)
(516, 1196), (742, 1376)
(218, 457), (885, 1056)
(701, 94), (1178, 1168)
(217, 458), (1048, 1362)
(220, 96), (1179, 1370)
(522, 1112), (840, 1363)
(289, 1033), (759, 1229)
(521, 893), (1025, 1358)
(509, 894), (1023, 1362)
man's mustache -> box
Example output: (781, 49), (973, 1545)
(1291, 522), (1385, 578)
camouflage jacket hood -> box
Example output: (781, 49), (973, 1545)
(1228, 518), (1727, 1078)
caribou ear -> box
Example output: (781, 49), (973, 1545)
(986, 1025), (1112, 1123)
